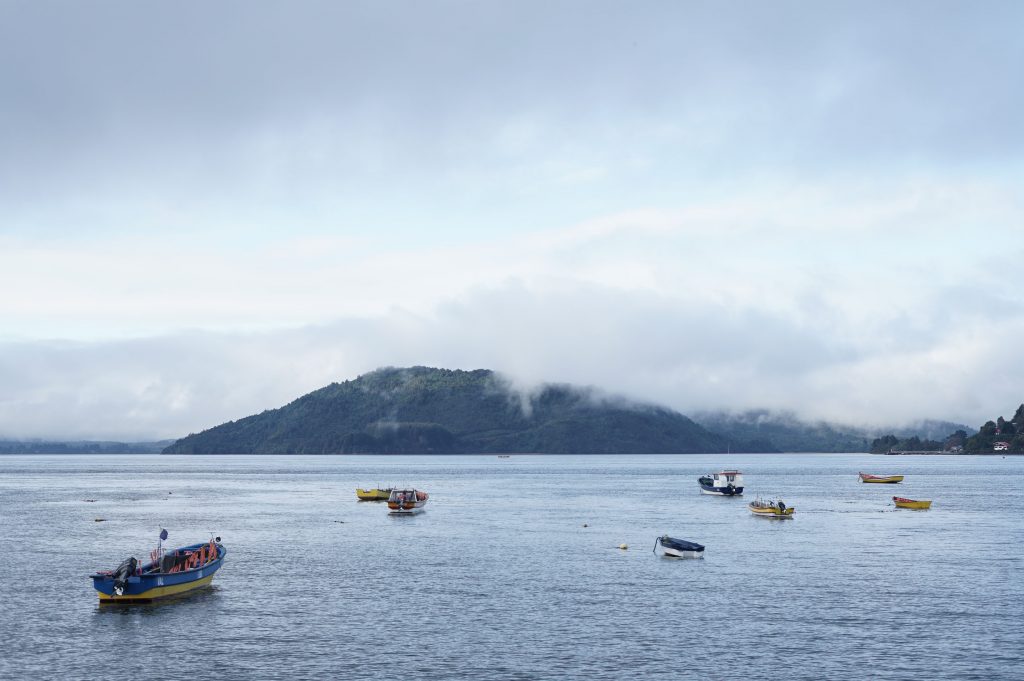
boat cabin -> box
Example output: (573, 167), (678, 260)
(388, 489), (428, 503)
(710, 470), (743, 488)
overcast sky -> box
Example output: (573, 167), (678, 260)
(1, 1), (1022, 440)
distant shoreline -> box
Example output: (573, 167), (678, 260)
(1, 450), (1018, 456)
(882, 451), (1019, 456)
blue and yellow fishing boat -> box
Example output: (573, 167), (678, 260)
(90, 530), (226, 603)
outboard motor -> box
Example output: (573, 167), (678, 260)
(112, 557), (137, 596)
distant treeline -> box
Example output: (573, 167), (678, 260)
(870, 404), (1024, 453)
(0, 440), (171, 454)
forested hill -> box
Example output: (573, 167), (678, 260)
(870, 404), (1024, 454)
(163, 367), (742, 454)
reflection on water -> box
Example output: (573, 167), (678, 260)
(1, 453), (1022, 680)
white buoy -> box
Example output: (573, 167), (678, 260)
(619, 543), (628, 550)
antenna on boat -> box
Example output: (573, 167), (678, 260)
(155, 528), (168, 569)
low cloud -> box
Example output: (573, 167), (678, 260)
(1, 175), (1021, 440)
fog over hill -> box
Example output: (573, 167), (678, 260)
(692, 409), (974, 453)
(3, 368), (986, 455)
(161, 367), (989, 455)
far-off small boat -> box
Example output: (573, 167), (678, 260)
(893, 496), (932, 510)
(356, 487), (392, 501)
(749, 497), (794, 518)
(388, 488), (428, 515)
(90, 530), (225, 603)
(859, 472), (904, 484)
(653, 535), (705, 558)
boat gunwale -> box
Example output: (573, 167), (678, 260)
(90, 542), (226, 581)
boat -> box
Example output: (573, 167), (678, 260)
(90, 530), (226, 603)
(893, 496), (932, 510)
(388, 488), (428, 515)
(859, 472), (904, 484)
(356, 487), (392, 501)
(653, 535), (705, 558)
(748, 497), (794, 518)
(698, 470), (744, 496)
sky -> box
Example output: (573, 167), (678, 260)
(1, 1), (1022, 440)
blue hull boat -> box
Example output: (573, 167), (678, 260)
(91, 539), (226, 603)
(653, 535), (705, 558)
(698, 470), (744, 496)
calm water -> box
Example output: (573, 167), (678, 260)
(0, 453), (1021, 680)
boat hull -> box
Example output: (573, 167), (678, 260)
(699, 484), (744, 496)
(356, 488), (391, 501)
(388, 503), (426, 515)
(893, 497), (932, 509)
(96, 572), (217, 602)
(91, 543), (226, 603)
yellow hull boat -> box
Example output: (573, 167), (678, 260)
(749, 498), (794, 518)
(859, 473), (904, 484)
(356, 487), (391, 501)
(893, 496), (932, 510)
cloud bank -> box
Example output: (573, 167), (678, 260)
(2, 192), (1021, 440)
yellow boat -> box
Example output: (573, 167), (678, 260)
(748, 498), (794, 518)
(859, 472), (904, 484)
(893, 496), (932, 510)
(356, 487), (392, 501)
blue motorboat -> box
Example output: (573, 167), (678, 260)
(90, 531), (226, 603)
(653, 535), (705, 558)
